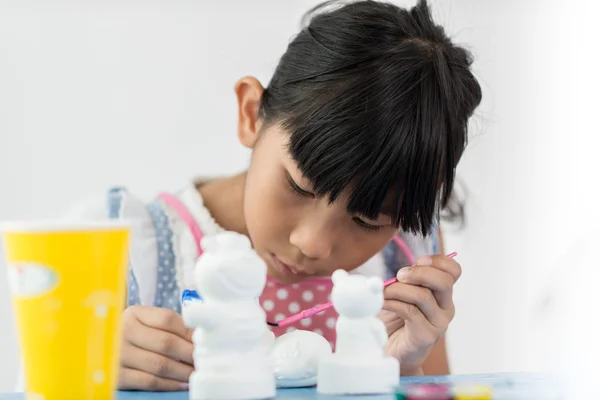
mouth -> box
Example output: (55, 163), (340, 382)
(272, 255), (305, 279)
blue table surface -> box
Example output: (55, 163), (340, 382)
(0, 373), (561, 399)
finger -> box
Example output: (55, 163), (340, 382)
(121, 344), (194, 382)
(132, 306), (195, 342)
(382, 299), (438, 346)
(125, 323), (194, 365)
(396, 266), (454, 309)
(384, 282), (446, 327)
(119, 367), (189, 392)
(417, 255), (462, 282)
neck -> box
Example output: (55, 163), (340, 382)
(198, 171), (249, 237)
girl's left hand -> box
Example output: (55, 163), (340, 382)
(378, 254), (461, 375)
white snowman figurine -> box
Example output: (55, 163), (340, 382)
(316, 269), (399, 395)
(182, 231), (276, 400)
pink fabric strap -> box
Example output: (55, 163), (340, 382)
(392, 235), (415, 265)
(157, 192), (204, 257)
(157, 191), (415, 267)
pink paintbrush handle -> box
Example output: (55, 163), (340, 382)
(276, 252), (457, 328)
(277, 306), (324, 328)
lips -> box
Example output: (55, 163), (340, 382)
(272, 255), (303, 278)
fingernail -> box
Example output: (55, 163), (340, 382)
(180, 383), (189, 391)
(417, 256), (432, 265)
(396, 267), (410, 281)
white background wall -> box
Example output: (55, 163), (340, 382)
(1, 0), (598, 393)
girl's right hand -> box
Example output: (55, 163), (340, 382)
(118, 305), (195, 391)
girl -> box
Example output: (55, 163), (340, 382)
(69, 0), (481, 391)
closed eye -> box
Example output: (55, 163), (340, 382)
(286, 173), (314, 197)
(353, 217), (383, 232)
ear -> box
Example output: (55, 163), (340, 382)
(366, 277), (383, 293)
(234, 76), (264, 149)
(331, 269), (348, 284)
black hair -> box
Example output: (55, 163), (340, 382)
(259, 0), (482, 236)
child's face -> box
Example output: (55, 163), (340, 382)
(242, 128), (399, 283)
(235, 76), (399, 283)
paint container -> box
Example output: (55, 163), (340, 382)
(453, 384), (492, 400)
(396, 383), (452, 400)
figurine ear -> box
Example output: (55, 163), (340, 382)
(331, 269), (348, 284)
(367, 277), (383, 293)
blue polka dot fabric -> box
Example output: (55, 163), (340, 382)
(146, 199), (181, 313)
(107, 187), (141, 307)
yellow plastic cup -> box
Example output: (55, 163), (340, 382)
(1, 220), (130, 400)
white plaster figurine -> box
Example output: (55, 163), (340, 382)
(182, 231), (276, 400)
(271, 329), (332, 388)
(316, 269), (400, 395)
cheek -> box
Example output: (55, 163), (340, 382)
(243, 164), (290, 247)
(325, 230), (397, 274)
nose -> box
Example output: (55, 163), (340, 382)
(289, 218), (335, 260)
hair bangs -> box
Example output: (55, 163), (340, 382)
(284, 74), (451, 236)
(259, 0), (482, 236)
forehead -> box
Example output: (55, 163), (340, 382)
(259, 125), (398, 220)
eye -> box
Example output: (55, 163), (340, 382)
(353, 217), (382, 232)
(286, 174), (313, 197)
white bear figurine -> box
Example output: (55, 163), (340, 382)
(316, 269), (399, 395)
(182, 231), (276, 400)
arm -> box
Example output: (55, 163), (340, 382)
(422, 336), (450, 375)
(422, 226), (450, 376)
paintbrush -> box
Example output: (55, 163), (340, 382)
(269, 251), (457, 328)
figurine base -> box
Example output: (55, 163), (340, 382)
(316, 355), (399, 395)
(189, 370), (276, 400)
